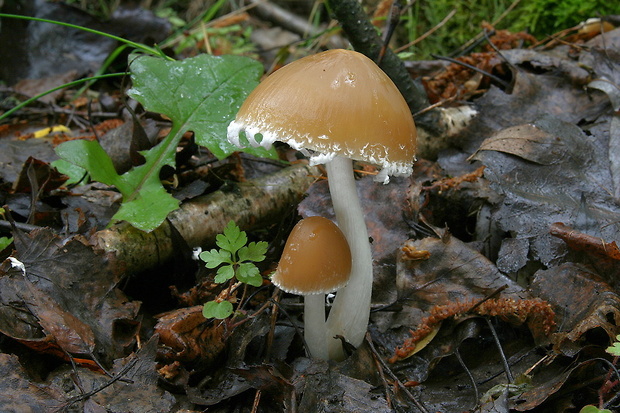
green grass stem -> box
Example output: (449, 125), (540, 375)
(0, 73), (128, 121)
(0, 13), (172, 60)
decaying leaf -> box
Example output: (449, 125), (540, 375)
(530, 263), (620, 356)
(44, 335), (176, 412)
(0, 227), (140, 364)
(394, 235), (527, 312)
(155, 305), (226, 365)
(297, 360), (392, 413)
(470, 116), (620, 268)
(550, 222), (620, 260)
(89, 336), (176, 411)
(0, 353), (65, 411)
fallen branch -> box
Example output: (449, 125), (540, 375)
(93, 163), (320, 274)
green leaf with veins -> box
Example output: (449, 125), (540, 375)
(202, 300), (233, 319)
(236, 262), (263, 287)
(238, 241), (268, 263)
(214, 265), (235, 284)
(56, 54), (276, 232)
(127, 54), (276, 160)
(200, 249), (232, 268)
(217, 220), (248, 253)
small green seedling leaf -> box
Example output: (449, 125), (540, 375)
(606, 334), (620, 356)
(203, 300), (233, 319)
(238, 241), (268, 263)
(217, 220), (248, 253)
(236, 262), (263, 287)
(579, 406), (612, 413)
(200, 249), (232, 268)
(214, 265), (235, 284)
(200, 221), (268, 318)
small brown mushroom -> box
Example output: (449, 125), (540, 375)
(272, 216), (351, 360)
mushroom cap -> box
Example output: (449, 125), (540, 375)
(272, 216), (352, 295)
(228, 49), (417, 179)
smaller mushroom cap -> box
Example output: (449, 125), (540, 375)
(228, 49), (417, 181)
(272, 216), (352, 295)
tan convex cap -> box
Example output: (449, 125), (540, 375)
(272, 216), (352, 295)
(228, 49), (417, 180)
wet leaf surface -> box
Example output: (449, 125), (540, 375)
(0, 227), (140, 364)
(470, 115), (620, 267)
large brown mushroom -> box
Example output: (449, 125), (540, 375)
(228, 49), (417, 359)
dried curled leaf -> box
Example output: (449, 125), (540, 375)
(390, 297), (555, 363)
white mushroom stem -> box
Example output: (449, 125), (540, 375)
(304, 293), (328, 360)
(324, 156), (373, 360)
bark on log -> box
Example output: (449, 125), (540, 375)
(93, 163), (320, 274)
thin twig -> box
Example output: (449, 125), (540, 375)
(486, 317), (514, 383)
(467, 285), (508, 314)
(0, 219), (45, 233)
(430, 54), (510, 89)
(595, 357), (620, 409)
(412, 95), (457, 118)
(23, 106), (120, 119)
(251, 389), (262, 413)
(59, 357), (140, 411)
(378, 0), (404, 65)
(454, 348), (479, 409)
(365, 332), (429, 413)
(449, 0), (523, 57)
(373, 354), (393, 408)
(395, 8), (457, 53)
(482, 28), (518, 73)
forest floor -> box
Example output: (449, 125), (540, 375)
(0, 1), (619, 412)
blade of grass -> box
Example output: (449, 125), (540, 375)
(0, 73), (128, 121)
(74, 44), (129, 98)
(0, 13), (172, 60)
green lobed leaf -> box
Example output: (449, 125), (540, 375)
(214, 265), (235, 284)
(0, 237), (12, 251)
(202, 300), (233, 319)
(56, 53), (276, 232)
(127, 53), (277, 160)
(606, 334), (620, 356)
(579, 406), (612, 413)
(55, 132), (180, 232)
(236, 262), (263, 287)
(51, 159), (89, 185)
(200, 248), (233, 269)
(216, 221), (248, 253)
(55, 140), (127, 191)
(237, 241), (268, 263)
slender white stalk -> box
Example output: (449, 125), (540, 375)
(304, 294), (327, 360)
(324, 156), (373, 360)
